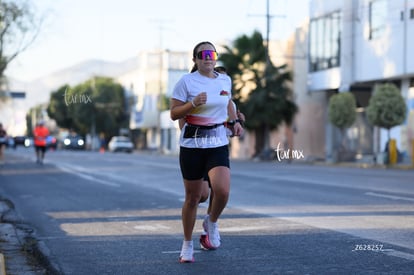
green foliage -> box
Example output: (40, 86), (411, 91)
(66, 81), (94, 135)
(47, 84), (72, 129)
(0, 1), (39, 85)
(47, 77), (128, 137)
(328, 92), (357, 130)
(241, 64), (297, 129)
(220, 31), (297, 130)
(158, 94), (170, 111)
(366, 83), (406, 130)
(218, 30), (298, 156)
(219, 31), (267, 106)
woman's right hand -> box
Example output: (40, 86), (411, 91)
(193, 92), (207, 107)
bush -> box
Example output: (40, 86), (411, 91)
(328, 92), (357, 130)
(366, 83), (406, 130)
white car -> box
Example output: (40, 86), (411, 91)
(108, 136), (134, 153)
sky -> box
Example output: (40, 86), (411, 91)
(6, 0), (309, 82)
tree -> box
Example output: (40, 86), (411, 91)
(0, 0), (40, 91)
(328, 92), (356, 130)
(366, 83), (407, 164)
(88, 77), (128, 138)
(47, 84), (73, 129)
(219, 31), (298, 158)
(47, 77), (128, 137)
(366, 83), (407, 141)
(328, 92), (357, 161)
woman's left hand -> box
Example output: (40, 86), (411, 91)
(232, 122), (244, 137)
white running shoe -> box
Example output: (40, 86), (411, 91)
(202, 215), (221, 249)
(179, 241), (194, 263)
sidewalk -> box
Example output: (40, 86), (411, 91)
(0, 154), (50, 274)
(0, 199), (48, 274)
(309, 160), (414, 170)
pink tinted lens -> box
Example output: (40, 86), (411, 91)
(197, 50), (218, 60)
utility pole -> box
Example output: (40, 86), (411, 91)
(150, 19), (173, 50)
(249, 0), (285, 67)
(249, 0), (286, 156)
(90, 76), (96, 151)
(150, 19), (173, 151)
(265, 0), (271, 67)
(150, 19), (173, 103)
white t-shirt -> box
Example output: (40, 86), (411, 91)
(172, 70), (232, 148)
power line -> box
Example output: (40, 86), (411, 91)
(248, 0), (287, 67)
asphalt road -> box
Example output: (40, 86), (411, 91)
(0, 148), (413, 274)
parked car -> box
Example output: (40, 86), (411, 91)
(5, 136), (14, 148)
(13, 136), (27, 148)
(108, 136), (134, 153)
(63, 135), (85, 150)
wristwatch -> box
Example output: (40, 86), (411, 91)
(228, 119), (242, 126)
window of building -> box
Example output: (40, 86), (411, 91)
(410, 8), (414, 19)
(369, 0), (387, 40)
(309, 11), (342, 72)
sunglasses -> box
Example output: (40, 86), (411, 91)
(196, 50), (218, 61)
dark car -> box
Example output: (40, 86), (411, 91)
(63, 135), (85, 150)
(5, 136), (14, 148)
(13, 136), (26, 148)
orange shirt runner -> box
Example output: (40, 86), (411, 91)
(33, 125), (50, 147)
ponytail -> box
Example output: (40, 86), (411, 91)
(190, 64), (198, 73)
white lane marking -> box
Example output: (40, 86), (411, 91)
(133, 224), (170, 231)
(57, 164), (120, 187)
(162, 250), (201, 254)
(233, 172), (414, 197)
(220, 226), (270, 232)
(365, 192), (414, 202)
(381, 249), (414, 261)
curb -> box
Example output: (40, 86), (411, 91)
(0, 253), (5, 275)
(305, 161), (414, 170)
(0, 199), (51, 274)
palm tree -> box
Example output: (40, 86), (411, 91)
(219, 31), (298, 158)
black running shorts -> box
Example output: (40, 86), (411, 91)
(35, 145), (46, 153)
(179, 145), (229, 180)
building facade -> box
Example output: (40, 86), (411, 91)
(117, 50), (190, 152)
(304, 0), (414, 162)
(0, 91), (27, 136)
